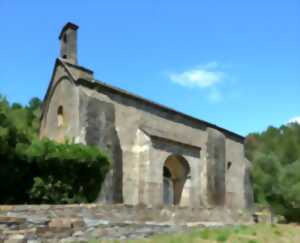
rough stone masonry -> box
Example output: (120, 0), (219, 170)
(0, 204), (253, 242)
(40, 22), (253, 210)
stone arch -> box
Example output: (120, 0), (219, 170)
(163, 155), (191, 205)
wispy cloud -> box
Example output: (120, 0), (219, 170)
(208, 88), (222, 103)
(168, 63), (224, 88)
(288, 116), (300, 124)
(168, 62), (226, 103)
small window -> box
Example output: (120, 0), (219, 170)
(227, 161), (232, 170)
(57, 106), (64, 127)
(63, 54), (67, 59)
(63, 33), (67, 43)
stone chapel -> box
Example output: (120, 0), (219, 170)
(40, 23), (253, 209)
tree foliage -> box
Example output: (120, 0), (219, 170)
(246, 123), (300, 221)
(0, 95), (110, 204)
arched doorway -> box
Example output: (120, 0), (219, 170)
(163, 155), (191, 205)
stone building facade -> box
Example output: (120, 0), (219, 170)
(40, 23), (253, 210)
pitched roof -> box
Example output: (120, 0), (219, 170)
(77, 77), (245, 141)
(41, 58), (244, 141)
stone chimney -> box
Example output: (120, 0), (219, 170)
(59, 22), (78, 64)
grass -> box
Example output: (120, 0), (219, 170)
(126, 223), (300, 243)
(88, 223), (300, 242)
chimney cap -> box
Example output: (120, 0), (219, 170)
(59, 22), (79, 39)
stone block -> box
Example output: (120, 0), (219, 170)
(4, 234), (26, 243)
(48, 218), (85, 229)
(0, 206), (15, 212)
(0, 217), (26, 225)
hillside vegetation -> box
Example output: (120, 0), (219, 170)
(0, 95), (110, 204)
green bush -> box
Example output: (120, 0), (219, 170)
(0, 95), (110, 204)
(26, 139), (110, 203)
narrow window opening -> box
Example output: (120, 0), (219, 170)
(63, 54), (67, 59)
(57, 106), (64, 127)
(227, 161), (232, 170)
(63, 33), (67, 43)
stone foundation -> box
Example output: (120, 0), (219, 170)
(0, 204), (253, 242)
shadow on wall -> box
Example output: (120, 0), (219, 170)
(85, 98), (123, 203)
(244, 160), (254, 208)
(206, 128), (226, 206)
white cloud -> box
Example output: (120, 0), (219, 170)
(169, 64), (224, 88)
(167, 62), (226, 103)
(288, 117), (300, 124)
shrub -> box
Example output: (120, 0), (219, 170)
(26, 139), (110, 203)
(0, 94), (110, 204)
(246, 123), (300, 222)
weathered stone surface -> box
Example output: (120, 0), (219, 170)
(0, 204), (254, 241)
(59, 23), (78, 65)
(0, 217), (26, 225)
(207, 128), (226, 206)
(83, 97), (123, 203)
(72, 230), (84, 237)
(4, 234), (26, 243)
(48, 218), (84, 229)
(0, 206), (15, 212)
(2, 228), (36, 236)
(26, 217), (49, 226)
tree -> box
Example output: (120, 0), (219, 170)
(0, 94), (110, 204)
(246, 123), (300, 222)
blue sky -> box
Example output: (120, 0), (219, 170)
(0, 0), (299, 136)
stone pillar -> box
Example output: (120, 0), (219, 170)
(163, 178), (174, 205)
(180, 177), (191, 207)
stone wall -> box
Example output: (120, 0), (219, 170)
(40, 59), (253, 211)
(77, 82), (252, 209)
(40, 64), (80, 143)
(0, 204), (253, 242)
